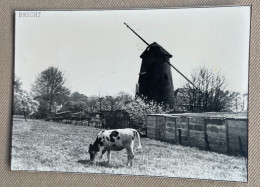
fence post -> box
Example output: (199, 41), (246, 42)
(246, 119), (248, 156)
(145, 116), (148, 137)
(178, 129), (182, 145)
(175, 118), (177, 144)
(204, 119), (210, 150)
(187, 118), (190, 145)
(238, 136), (243, 155)
(225, 119), (230, 154)
(155, 116), (158, 140)
(164, 116), (166, 141)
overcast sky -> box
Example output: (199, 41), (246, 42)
(15, 7), (251, 97)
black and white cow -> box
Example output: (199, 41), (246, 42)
(88, 128), (142, 167)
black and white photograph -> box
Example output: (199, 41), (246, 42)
(12, 7), (250, 182)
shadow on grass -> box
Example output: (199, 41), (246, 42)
(144, 143), (168, 148)
(13, 118), (25, 122)
(77, 159), (124, 168)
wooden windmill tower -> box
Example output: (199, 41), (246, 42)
(124, 23), (197, 110)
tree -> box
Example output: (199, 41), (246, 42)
(87, 96), (100, 112)
(14, 74), (22, 93)
(177, 66), (234, 112)
(79, 91), (168, 129)
(61, 101), (87, 113)
(241, 93), (248, 112)
(85, 92), (134, 112)
(114, 92), (133, 107)
(104, 96), (120, 111)
(229, 92), (248, 112)
(59, 91), (89, 113)
(13, 75), (23, 115)
(122, 96), (168, 128)
(86, 95), (118, 112)
(14, 91), (39, 121)
(70, 91), (88, 103)
(32, 67), (70, 116)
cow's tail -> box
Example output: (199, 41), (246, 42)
(134, 130), (142, 150)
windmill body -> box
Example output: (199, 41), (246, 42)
(136, 42), (176, 109)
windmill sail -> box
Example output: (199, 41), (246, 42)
(124, 22), (197, 89)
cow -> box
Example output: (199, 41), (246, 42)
(88, 128), (142, 167)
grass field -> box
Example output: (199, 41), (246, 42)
(11, 117), (247, 182)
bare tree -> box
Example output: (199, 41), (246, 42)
(177, 66), (234, 112)
(32, 67), (70, 116)
(87, 96), (99, 112)
(241, 93), (248, 112)
(101, 92), (134, 111)
(104, 96), (120, 111)
(229, 92), (248, 112)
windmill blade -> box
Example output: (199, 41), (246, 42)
(124, 22), (198, 89)
(165, 61), (199, 89)
(124, 22), (150, 46)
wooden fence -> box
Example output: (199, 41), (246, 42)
(146, 114), (248, 156)
(47, 116), (133, 129)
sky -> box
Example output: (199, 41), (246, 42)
(15, 7), (251, 97)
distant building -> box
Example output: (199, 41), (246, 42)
(87, 110), (131, 129)
(100, 110), (131, 129)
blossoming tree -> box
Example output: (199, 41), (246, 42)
(14, 91), (39, 121)
(122, 96), (168, 129)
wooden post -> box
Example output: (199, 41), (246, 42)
(246, 119), (248, 156)
(204, 119), (210, 150)
(164, 116), (166, 141)
(225, 119), (230, 154)
(155, 115), (158, 140)
(145, 116), (148, 137)
(178, 129), (182, 145)
(238, 136), (243, 155)
(175, 118), (177, 144)
(187, 118), (190, 145)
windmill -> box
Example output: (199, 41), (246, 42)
(124, 22), (197, 110)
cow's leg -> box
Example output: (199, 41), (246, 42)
(106, 150), (111, 164)
(126, 148), (134, 167)
(99, 149), (107, 160)
(126, 150), (130, 166)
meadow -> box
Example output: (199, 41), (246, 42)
(11, 117), (247, 182)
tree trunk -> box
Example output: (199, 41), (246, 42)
(48, 101), (52, 114)
(23, 111), (27, 121)
(49, 94), (53, 114)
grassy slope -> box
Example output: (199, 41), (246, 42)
(11, 118), (247, 182)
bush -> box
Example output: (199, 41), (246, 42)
(122, 96), (169, 129)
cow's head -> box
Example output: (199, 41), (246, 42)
(88, 143), (98, 161)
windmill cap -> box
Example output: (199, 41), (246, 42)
(140, 42), (173, 58)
